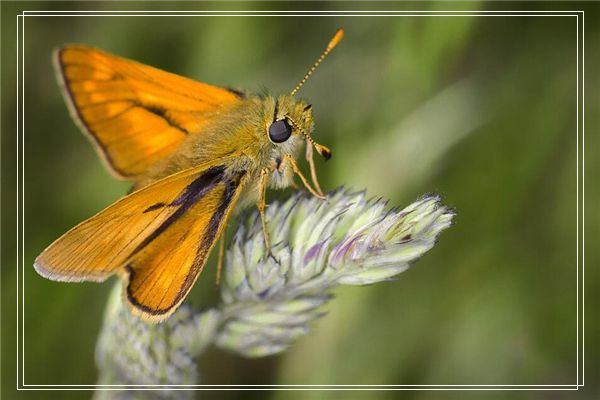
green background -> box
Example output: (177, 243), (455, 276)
(1, 1), (597, 399)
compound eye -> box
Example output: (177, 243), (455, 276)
(268, 119), (292, 143)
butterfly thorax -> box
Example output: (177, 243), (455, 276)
(137, 94), (314, 195)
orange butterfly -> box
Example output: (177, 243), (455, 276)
(34, 29), (343, 322)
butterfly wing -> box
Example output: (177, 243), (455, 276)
(35, 158), (247, 321)
(55, 45), (243, 180)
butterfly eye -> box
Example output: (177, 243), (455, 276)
(268, 119), (292, 143)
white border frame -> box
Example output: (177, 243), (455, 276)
(15, 8), (585, 391)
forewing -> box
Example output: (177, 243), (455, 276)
(123, 171), (244, 321)
(35, 160), (247, 321)
(55, 45), (243, 179)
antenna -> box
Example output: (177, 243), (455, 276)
(286, 116), (332, 160)
(290, 28), (344, 97)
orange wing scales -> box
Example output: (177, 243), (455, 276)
(55, 46), (242, 179)
(35, 161), (247, 321)
(125, 171), (241, 316)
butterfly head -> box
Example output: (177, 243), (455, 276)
(267, 95), (331, 161)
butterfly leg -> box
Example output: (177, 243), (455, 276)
(305, 144), (324, 197)
(215, 233), (225, 286)
(275, 156), (299, 190)
(284, 154), (326, 199)
(258, 168), (275, 258)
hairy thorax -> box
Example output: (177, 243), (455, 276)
(136, 94), (313, 197)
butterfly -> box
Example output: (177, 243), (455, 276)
(34, 29), (343, 322)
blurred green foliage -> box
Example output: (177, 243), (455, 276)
(2, 1), (598, 399)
